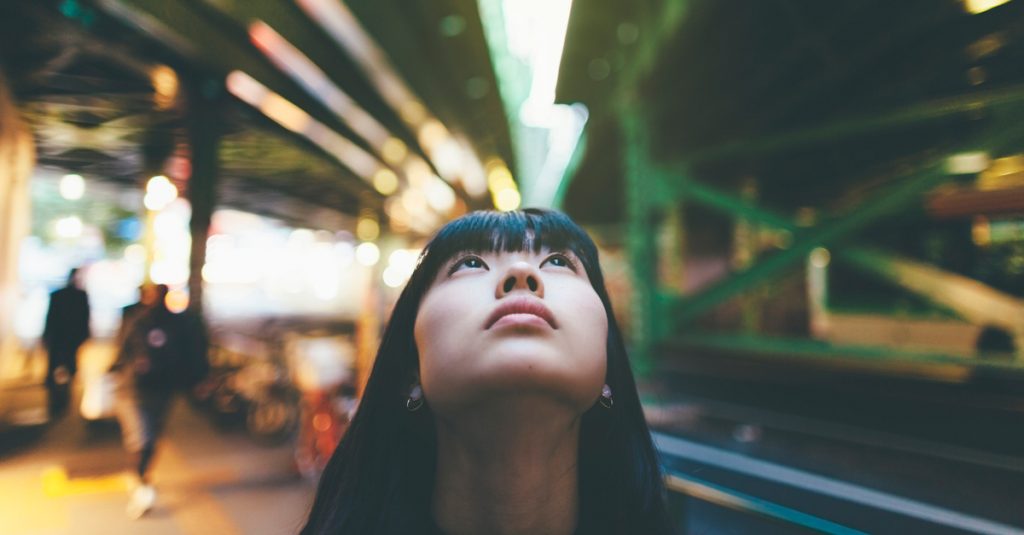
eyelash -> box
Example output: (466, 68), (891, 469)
(447, 255), (487, 275)
(543, 253), (577, 271)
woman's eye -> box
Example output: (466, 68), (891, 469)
(449, 255), (487, 274)
(543, 254), (575, 270)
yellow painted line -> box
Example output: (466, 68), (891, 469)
(41, 465), (132, 497)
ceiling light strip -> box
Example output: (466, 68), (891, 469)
(249, 21), (391, 148)
(226, 70), (378, 180)
(294, 0), (489, 196)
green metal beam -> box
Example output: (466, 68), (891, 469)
(655, 169), (797, 230)
(679, 82), (1024, 166)
(670, 163), (950, 323)
(666, 104), (1024, 324)
(622, 108), (661, 373)
(619, 0), (691, 92)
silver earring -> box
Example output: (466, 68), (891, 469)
(406, 384), (424, 412)
(599, 384), (613, 409)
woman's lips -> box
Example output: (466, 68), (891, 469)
(485, 297), (557, 329)
(490, 313), (552, 330)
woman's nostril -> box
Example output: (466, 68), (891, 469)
(503, 277), (515, 293)
(527, 277), (538, 292)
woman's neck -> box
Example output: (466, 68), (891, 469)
(431, 396), (581, 535)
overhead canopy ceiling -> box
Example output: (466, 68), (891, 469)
(7, 0), (1024, 232)
(0, 0), (514, 232)
(556, 0), (1024, 224)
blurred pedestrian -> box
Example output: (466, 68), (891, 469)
(110, 283), (208, 519)
(42, 267), (90, 417)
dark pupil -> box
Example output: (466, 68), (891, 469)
(551, 256), (565, 266)
(465, 258), (480, 268)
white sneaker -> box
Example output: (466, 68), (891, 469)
(126, 484), (156, 519)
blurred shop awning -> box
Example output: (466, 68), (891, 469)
(0, 0), (515, 233)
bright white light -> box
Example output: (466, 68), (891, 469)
(289, 228), (315, 245)
(388, 249), (415, 269)
(405, 158), (433, 188)
(124, 244), (146, 263)
(55, 216), (83, 238)
(144, 175), (177, 211)
(382, 265), (407, 288)
(946, 152), (990, 174)
(150, 260), (189, 285)
(335, 241), (355, 267)
(60, 174), (85, 200)
(494, 188), (521, 212)
(502, 0), (575, 108)
(810, 248), (831, 269)
(963, 0), (1011, 14)
(426, 176), (456, 212)
(355, 242), (380, 266)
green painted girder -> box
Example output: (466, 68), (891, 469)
(617, 0), (691, 92)
(663, 105), (1024, 325)
(679, 82), (1024, 166)
(98, 0), (381, 203)
(668, 165), (946, 324)
(622, 109), (661, 372)
(654, 168), (797, 230)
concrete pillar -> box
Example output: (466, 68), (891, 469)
(185, 78), (224, 318)
(0, 70), (35, 377)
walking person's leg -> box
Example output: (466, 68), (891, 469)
(114, 381), (160, 519)
(45, 347), (72, 417)
(124, 388), (174, 519)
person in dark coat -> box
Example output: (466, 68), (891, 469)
(111, 283), (208, 519)
(42, 267), (91, 416)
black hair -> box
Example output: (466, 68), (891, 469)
(301, 209), (671, 534)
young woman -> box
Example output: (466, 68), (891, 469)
(302, 209), (672, 535)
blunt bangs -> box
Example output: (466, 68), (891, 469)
(413, 209), (600, 286)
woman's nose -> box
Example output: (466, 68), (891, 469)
(496, 262), (544, 298)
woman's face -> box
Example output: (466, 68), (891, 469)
(414, 247), (608, 414)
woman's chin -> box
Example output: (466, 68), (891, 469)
(428, 348), (604, 413)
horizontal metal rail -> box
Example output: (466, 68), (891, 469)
(655, 432), (1024, 535)
(664, 471), (867, 535)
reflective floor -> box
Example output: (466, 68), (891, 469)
(0, 343), (314, 535)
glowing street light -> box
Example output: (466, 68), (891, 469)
(59, 174), (85, 200)
(355, 242), (380, 266)
(144, 175), (177, 211)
